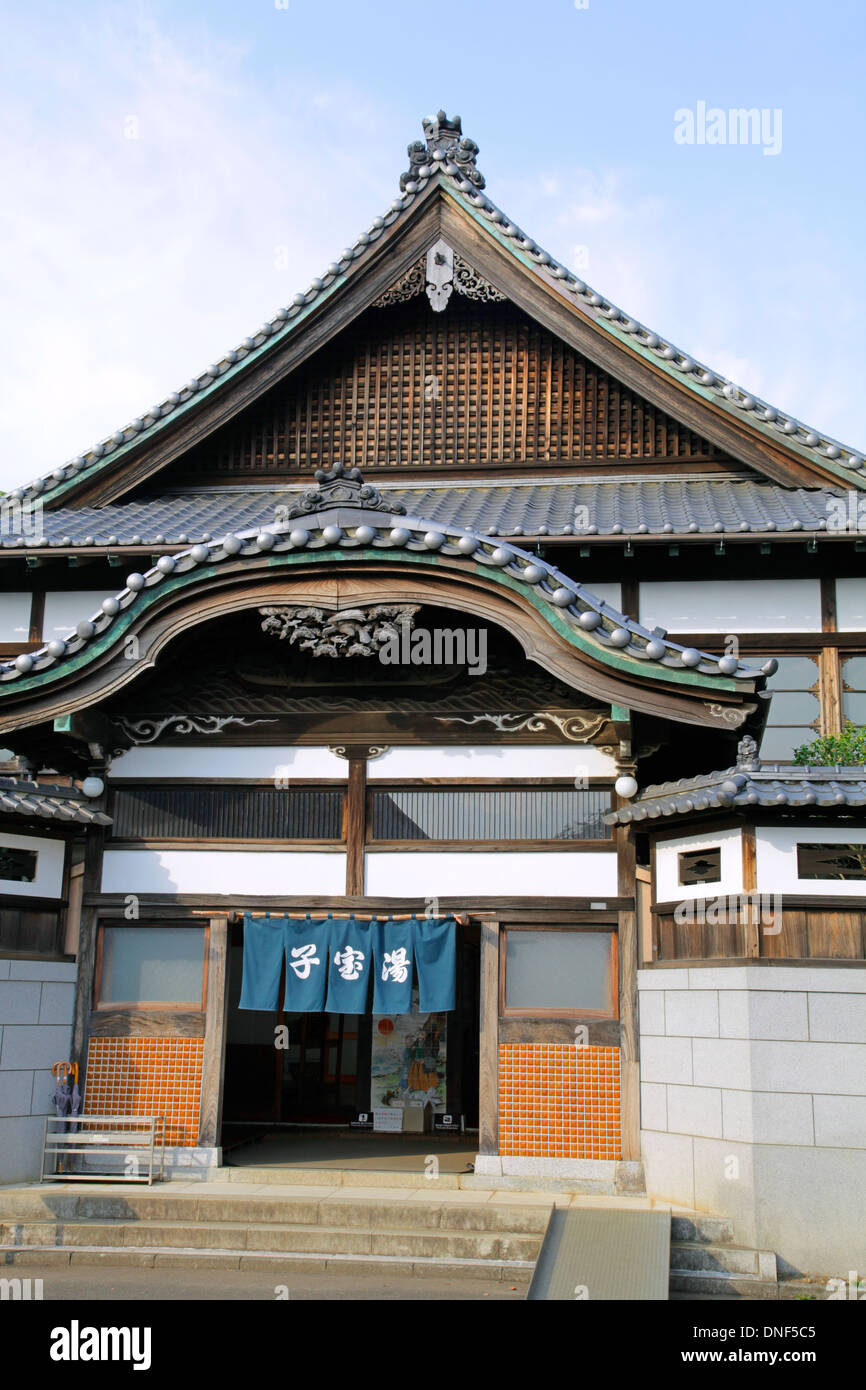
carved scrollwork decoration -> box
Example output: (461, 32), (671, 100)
(259, 604), (421, 659)
(114, 715), (278, 745)
(705, 703), (747, 728)
(433, 711), (607, 742)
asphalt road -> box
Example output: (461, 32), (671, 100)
(7, 1264), (525, 1301)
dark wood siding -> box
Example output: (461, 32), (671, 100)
(653, 905), (866, 961)
(169, 300), (722, 481)
(110, 786), (344, 842)
(369, 785), (612, 842)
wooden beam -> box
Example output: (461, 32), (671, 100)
(199, 915), (231, 1149)
(478, 918), (500, 1156)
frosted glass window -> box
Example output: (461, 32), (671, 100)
(504, 930), (613, 1013)
(759, 656), (820, 762)
(43, 592), (114, 640)
(0, 592), (32, 642)
(836, 580), (866, 633)
(100, 927), (205, 1005)
(842, 656), (866, 726)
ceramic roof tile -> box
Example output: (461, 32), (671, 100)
(6, 477), (844, 549)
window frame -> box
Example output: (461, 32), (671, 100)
(499, 924), (618, 1020)
(94, 922), (209, 1011)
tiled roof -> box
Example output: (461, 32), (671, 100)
(0, 464), (770, 692)
(605, 764), (866, 825)
(8, 113), (864, 512)
(0, 477), (845, 550)
(0, 778), (111, 825)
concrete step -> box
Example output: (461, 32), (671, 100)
(0, 1244), (534, 1282)
(216, 1166), (636, 1195)
(671, 1242), (777, 1279)
(669, 1270), (784, 1300)
(0, 1189), (551, 1233)
(670, 1214), (735, 1245)
(0, 1216), (543, 1262)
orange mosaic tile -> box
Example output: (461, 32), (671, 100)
(84, 1037), (203, 1147)
(498, 1044), (621, 1160)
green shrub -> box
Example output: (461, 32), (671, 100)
(792, 722), (866, 766)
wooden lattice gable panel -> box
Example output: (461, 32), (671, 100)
(168, 298), (725, 481)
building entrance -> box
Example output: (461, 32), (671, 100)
(221, 917), (480, 1147)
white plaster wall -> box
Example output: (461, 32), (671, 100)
(0, 832), (65, 899)
(365, 850), (618, 897)
(42, 591), (116, 640)
(101, 850), (346, 895)
(0, 593), (32, 643)
(580, 583), (622, 613)
(836, 578), (866, 633)
(638, 964), (866, 1275)
(654, 827), (743, 904)
(367, 745), (616, 779)
(756, 824), (866, 898)
(0, 958), (77, 1183)
(109, 746), (347, 779)
(639, 580), (822, 633)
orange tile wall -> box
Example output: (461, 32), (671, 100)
(84, 1037), (203, 1146)
(499, 1044), (621, 1160)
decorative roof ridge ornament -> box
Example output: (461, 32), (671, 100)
(736, 734), (760, 769)
(281, 462), (406, 519)
(400, 110), (485, 192)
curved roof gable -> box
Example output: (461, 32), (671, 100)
(10, 113), (863, 513)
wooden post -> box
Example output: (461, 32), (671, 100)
(478, 919), (500, 1156)
(199, 915), (231, 1149)
(70, 825), (106, 1086)
(617, 825), (640, 1161)
(742, 825), (760, 958)
(345, 758), (366, 896)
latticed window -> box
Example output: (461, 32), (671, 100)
(759, 656), (821, 761)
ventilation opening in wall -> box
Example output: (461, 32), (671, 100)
(797, 843), (866, 880)
(678, 847), (721, 886)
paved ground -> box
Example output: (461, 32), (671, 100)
(8, 1263), (524, 1300)
(225, 1128), (477, 1173)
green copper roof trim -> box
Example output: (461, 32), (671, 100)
(0, 545), (747, 700)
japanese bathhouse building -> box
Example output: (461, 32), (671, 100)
(0, 112), (864, 1278)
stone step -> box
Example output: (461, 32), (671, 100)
(670, 1242), (777, 1279)
(0, 1244), (534, 1282)
(0, 1191), (551, 1234)
(0, 1218), (543, 1263)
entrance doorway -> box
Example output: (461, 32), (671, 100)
(221, 919), (480, 1149)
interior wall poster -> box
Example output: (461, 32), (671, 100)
(370, 989), (447, 1112)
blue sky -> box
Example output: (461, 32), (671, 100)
(0, 0), (863, 489)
